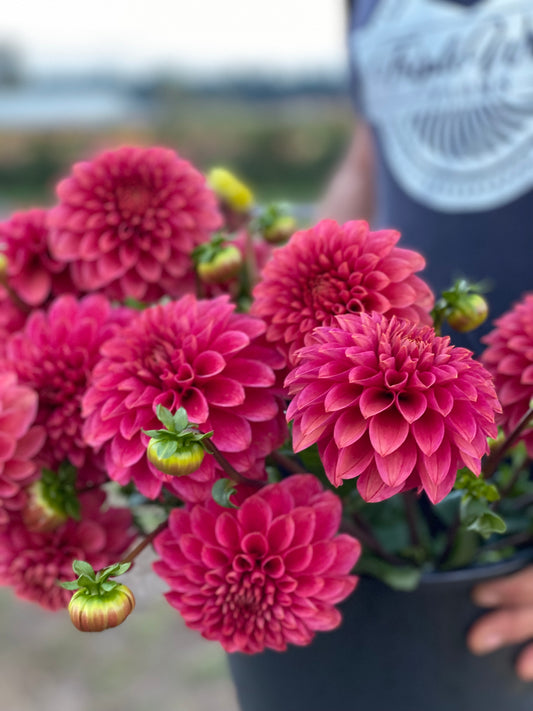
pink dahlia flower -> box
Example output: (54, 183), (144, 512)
(0, 286), (27, 358)
(7, 294), (131, 481)
(252, 219), (434, 365)
(0, 208), (74, 307)
(482, 294), (533, 455)
(153, 474), (360, 653)
(48, 146), (221, 302)
(82, 294), (287, 501)
(0, 490), (135, 610)
(286, 313), (500, 504)
(0, 372), (45, 524)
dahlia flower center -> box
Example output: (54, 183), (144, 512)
(220, 566), (276, 626)
(115, 182), (152, 215)
(311, 274), (353, 316)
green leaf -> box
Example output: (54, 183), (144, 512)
(172, 407), (190, 432)
(111, 562), (132, 577)
(212, 478), (238, 509)
(100, 581), (119, 592)
(58, 580), (80, 590)
(154, 439), (179, 460)
(76, 574), (96, 589)
(355, 556), (422, 591)
(143, 429), (165, 438)
(72, 560), (95, 579)
(156, 405), (176, 432)
(467, 511), (507, 538)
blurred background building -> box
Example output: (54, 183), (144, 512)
(0, 3), (351, 709)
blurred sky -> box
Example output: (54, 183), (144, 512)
(2, 1), (348, 78)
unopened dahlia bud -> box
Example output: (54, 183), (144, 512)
(69, 583), (135, 632)
(263, 214), (297, 244)
(143, 405), (212, 477)
(446, 293), (489, 333)
(23, 479), (69, 532)
(253, 202), (297, 244)
(196, 243), (242, 284)
(22, 463), (79, 533)
(147, 438), (205, 476)
(207, 167), (255, 213)
(61, 560), (134, 632)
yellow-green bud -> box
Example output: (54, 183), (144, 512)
(207, 167), (254, 213)
(23, 480), (68, 533)
(196, 244), (242, 284)
(147, 438), (205, 476)
(446, 293), (489, 333)
(68, 583), (135, 632)
(263, 215), (297, 244)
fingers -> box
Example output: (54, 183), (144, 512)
(467, 606), (533, 655)
(472, 566), (533, 608)
(516, 644), (533, 681)
(467, 566), (533, 681)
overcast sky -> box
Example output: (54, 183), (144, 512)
(2, 1), (348, 78)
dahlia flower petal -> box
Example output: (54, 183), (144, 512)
(359, 388), (395, 418)
(357, 465), (406, 503)
(375, 440), (418, 487)
(368, 408), (410, 456)
(411, 410), (445, 457)
(238, 498), (273, 535)
(396, 391), (427, 423)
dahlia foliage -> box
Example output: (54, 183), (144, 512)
(0, 144), (530, 654)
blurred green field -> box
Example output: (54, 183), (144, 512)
(0, 92), (353, 209)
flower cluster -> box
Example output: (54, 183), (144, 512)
(0, 144), (528, 656)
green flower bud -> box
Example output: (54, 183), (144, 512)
(147, 438), (205, 476)
(22, 463), (80, 532)
(263, 215), (297, 244)
(23, 479), (69, 533)
(196, 244), (242, 284)
(446, 293), (489, 333)
(68, 583), (135, 632)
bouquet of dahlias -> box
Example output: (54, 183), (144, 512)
(0, 145), (531, 655)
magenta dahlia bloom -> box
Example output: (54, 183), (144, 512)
(0, 208), (74, 307)
(252, 219), (434, 365)
(0, 286), (27, 357)
(286, 313), (500, 504)
(153, 474), (360, 653)
(48, 146), (221, 302)
(0, 372), (45, 524)
(482, 294), (533, 455)
(7, 294), (131, 481)
(82, 294), (287, 501)
(0, 490), (135, 610)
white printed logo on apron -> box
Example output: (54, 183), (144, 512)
(351, 0), (533, 211)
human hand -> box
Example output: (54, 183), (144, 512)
(467, 566), (533, 681)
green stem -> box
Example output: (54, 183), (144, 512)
(122, 521), (169, 565)
(347, 511), (405, 566)
(402, 491), (422, 548)
(203, 440), (263, 489)
(483, 405), (533, 479)
(268, 450), (307, 475)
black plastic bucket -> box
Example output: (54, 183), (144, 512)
(228, 556), (533, 711)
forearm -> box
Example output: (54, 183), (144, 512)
(317, 121), (376, 224)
